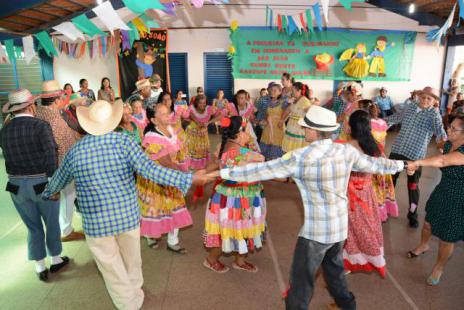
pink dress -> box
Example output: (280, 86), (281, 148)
(137, 126), (193, 237)
(230, 103), (260, 152)
(131, 110), (148, 131)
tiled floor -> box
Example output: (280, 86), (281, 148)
(0, 134), (462, 310)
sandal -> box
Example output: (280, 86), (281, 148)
(146, 237), (159, 249)
(232, 261), (258, 273)
(407, 250), (427, 258)
(203, 259), (229, 274)
(427, 275), (441, 286)
(167, 244), (187, 255)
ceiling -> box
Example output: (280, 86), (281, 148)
(397, 0), (455, 19)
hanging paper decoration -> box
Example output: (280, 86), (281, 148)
(121, 30), (132, 51)
(14, 46), (23, 59)
(101, 35), (107, 56)
(123, 0), (164, 14)
(139, 13), (160, 28)
(132, 17), (149, 36)
(0, 43), (9, 64)
(162, 2), (177, 16)
(305, 9), (313, 33)
(72, 15), (105, 37)
(427, 3), (456, 44)
(313, 4), (323, 31)
(282, 15), (288, 32)
(93, 1), (130, 34)
(277, 14), (282, 32)
(458, 0), (464, 24)
(287, 16), (298, 35)
(54, 22), (85, 41)
(321, 0), (329, 24)
(22, 36), (35, 64)
(4, 40), (15, 64)
(191, 0), (204, 8)
(35, 31), (58, 56)
(128, 22), (141, 45)
(339, 0), (365, 11)
(230, 20), (239, 32)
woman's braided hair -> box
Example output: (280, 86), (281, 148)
(218, 116), (244, 159)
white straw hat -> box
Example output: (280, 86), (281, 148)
(298, 105), (340, 132)
(2, 89), (37, 113)
(76, 100), (123, 136)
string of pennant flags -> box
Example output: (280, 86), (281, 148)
(425, 0), (464, 44)
(265, 0), (365, 35)
(0, 0), (228, 64)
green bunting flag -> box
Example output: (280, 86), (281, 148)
(34, 31), (58, 57)
(128, 22), (140, 46)
(123, 0), (164, 14)
(139, 13), (160, 28)
(72, 14), (105, 37)
(4, 40), (16, 65)
(338, 0), (365, 11)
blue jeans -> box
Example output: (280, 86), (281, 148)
(7, 176), (62, 261)
(286, 237), (356, 310)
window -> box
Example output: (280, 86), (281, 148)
(204, 53), (234, 104)
(168, 53), (189, 101)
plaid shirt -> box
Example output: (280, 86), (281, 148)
(386, 103), (447, 160)
(43, 132), (193, 237)
(255, 95), (272, 122)
(0, 115), (57, 177)
(221, 139), (404, 244)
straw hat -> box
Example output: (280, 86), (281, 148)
(136, 79), (151, 91)
(76, 100), (123, 136)
(41, 80), (65, 99)
(298, 105), (340, 132)
(2, 89), (37, 113)
(418, 86), (440, 100)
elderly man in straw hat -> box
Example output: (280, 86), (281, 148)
(386, 86), (447, 229)
(129, 78), (158, 109)
(220, 105), (408, 310)
(42, 99), (217, 310)
(149, 73), (164, 103)
(0, 89), (70, 282)
(35, 80), (84, 242)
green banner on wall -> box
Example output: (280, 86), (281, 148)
(230, 28), (417, 81)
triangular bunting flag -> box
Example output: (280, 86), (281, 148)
(321, 0), (329, 24)
(93, 1), (130, 34)
(313, 4), (323, 31)
(162, 2), (177, 16)
(305, 9), (314, 33)
(191, 0), (205, 8)
(282, 15), (288, 32)
(72, 14), (105, 37)
(287, 16), (298, 35)
(35, 31), (58, 56)
(22, 36), (35, 64)
(339, 0), (365, 11)
(4, 40), (15, 64)
(122, 0), (165, 14)
(0, 43), (10, 63)
(277, 14), (282, 32)
(54, 22), (85, 41)
(140, 13), (160, 28)
(132, 17), (148, 36)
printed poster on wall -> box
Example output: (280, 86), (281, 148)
(230, 28), (417, 81)
(118, 29), (169, 100)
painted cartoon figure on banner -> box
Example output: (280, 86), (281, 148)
(339, 43), (369, 79)
(135, 42), (159, 78)
(368, 36), (395, 78)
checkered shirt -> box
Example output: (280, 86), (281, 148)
(374, 95), (394, 111)
(43, 132), (193, 237)
(221, 139), (404, 244)
(255, 95), (272, 121)
(386, 102), (447, 160)
(0, 116), (57, 177)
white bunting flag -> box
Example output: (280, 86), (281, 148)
(54, 22), (85, 41)
(93, 1), (130, 34)
(0, 43), (9, 64)
(321, 0), (329, 24)
(22, 36), (35, 64)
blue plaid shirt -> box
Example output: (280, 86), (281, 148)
(43, 132), (192, 237)
(221, 140), (404, 244)
(255, 95), (272, 122)
(374, 95), (394, 111)
(386, 103), (447, 160)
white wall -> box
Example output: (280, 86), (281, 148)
(53, 50), (120, 97)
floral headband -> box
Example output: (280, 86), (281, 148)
(220, 117), (247, 129)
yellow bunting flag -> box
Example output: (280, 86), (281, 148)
(132, 17), (149, 36)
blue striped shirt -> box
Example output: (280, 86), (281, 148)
(221, 139), (404, 244)
(43, 132), (192, 237)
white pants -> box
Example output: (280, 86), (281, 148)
(59, 182), (76, 236)
(86, 228), (144, 310)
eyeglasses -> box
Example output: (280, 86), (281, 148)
(448, 126), (464, 132)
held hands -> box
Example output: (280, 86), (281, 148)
(192, 169), (219, 186)
(406, 161), (418, 176)
(49, 193), (61, 201)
